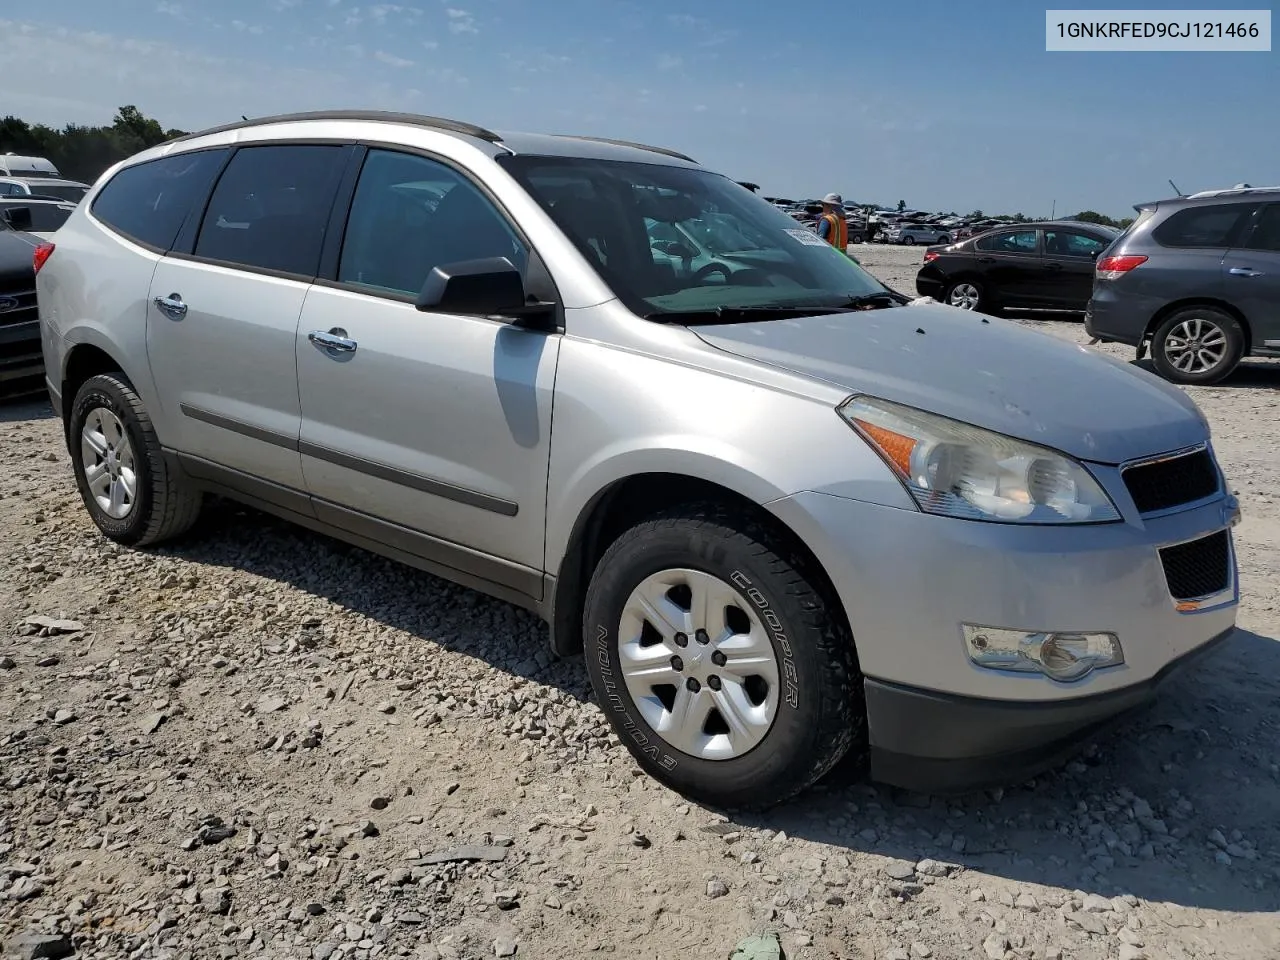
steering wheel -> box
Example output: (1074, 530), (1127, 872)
(693, 262), (732, 284)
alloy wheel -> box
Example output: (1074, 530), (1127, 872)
(948, 282), (981, 310)
(1163, 317), (1228, 375)
(80, 407), (137, 519)
(618, 568), (780, 761)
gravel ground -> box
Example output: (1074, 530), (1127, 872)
(2, 243), (1278, 960)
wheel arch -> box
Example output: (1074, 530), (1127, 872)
(546, 471), (854, 662)
(59, 339), (128, 445)
(1142, 298), (1253, 354)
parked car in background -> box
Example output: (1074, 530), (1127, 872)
(1087, 186), (1280, 384)
(916, 220), (1119, 314)
(0, 154), (61, 178)
(0, 176), (92, 203)
(0, 198), (78, 244)
(35, 110), (1239, 810)
(896, 223), (953, 245)
(0, 230), (42, 395)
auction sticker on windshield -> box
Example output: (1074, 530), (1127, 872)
(785, 228), (828, 247)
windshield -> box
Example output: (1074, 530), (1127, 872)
(497, 155), (888, 317)
(0, 202), (74, 233)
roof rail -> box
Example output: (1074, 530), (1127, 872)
(164, 110), (502, 146)
(1185, 184), (1280, 199)
(557, 135), (698, 164)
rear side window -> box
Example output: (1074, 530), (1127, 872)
(976, 230), (1037, 253)
(195, 145), (348, 277)
(91, 150), (228, 251)
(1152, 202), (1256, 248)
(1243, 204), (1280, 253)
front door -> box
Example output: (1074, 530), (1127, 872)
(146, 143), (351, 492)
(295, 148), (560, 601)
(1039, 228), (1111, 310)
(1225, 202), (1280, 351)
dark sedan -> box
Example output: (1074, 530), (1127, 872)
(0, 230), (41, 397)
(916, 221), (1120, 315)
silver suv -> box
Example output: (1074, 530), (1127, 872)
(37, 111), (1240, 808)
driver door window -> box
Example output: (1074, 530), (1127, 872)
(338, 149), (528, 299)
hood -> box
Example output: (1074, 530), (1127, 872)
(692, 302), (1208, 464)
(0, 231), (37, 275)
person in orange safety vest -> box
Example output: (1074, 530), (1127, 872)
(816, 193), (849, 252)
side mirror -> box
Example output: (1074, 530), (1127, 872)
(2, 206), (32, 230)
(415, 257), (556, 325)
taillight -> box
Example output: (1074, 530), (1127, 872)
(923, 251), (939, 263)
(1096, 254), (1146, 280)
(33, 242), (55, 274)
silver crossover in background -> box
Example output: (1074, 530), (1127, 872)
(36, 111), (1239, 808)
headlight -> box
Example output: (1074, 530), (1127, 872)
(838, 396), (1120, 524)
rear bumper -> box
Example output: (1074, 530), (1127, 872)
(865, 626), (1234, 793)
(1085, 286), (1156, 346)
(915, 269), (946, 299)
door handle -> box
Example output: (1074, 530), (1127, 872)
(308, 328), (358, 354)
(1228, 266), (1263, 277)
(153, 293), (187, 319)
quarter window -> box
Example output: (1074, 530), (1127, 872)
(1244, 204), (1280, 253)
(975, 230), (1038, 253)
(91, 149), (228, 250)
(338, 149), (527, 297)
(194, 145), (348, 276)
(1152, 202), (1256, 249)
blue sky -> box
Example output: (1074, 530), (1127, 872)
(1, 0), (1275, 216)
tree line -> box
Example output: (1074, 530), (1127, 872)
(0, 106), (187, 185)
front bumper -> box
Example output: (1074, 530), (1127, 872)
(865, 627), (1234, 792)
(766, 488), (1240, 790)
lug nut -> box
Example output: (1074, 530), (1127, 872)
(670, 655), (684, 672)
(685, 678), (701, 693)
(695, 629), (710, 645)
(707, 675), (722, 691)
(711, 651), (727, 667)
(674, 632), (688, 647)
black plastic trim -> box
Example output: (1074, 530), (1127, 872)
(169, 451), (541, 609)
(298, 440), (518, 516)
(864, 626), (1236, 794)
(176, 401), (518, 516)
(178, 403), (300, 451)
(555, 135), (697, 164)
(163, 110), (502, 146)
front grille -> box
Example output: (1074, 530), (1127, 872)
(0, 283), (37, 331)
(1159, 530), (1231, 601)
(1122, 447), (1220, 513)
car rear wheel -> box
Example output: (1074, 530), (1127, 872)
(945, 280), (984, 311)
(1150, 308), (1244, 385)
(582, 502), (862, 810)
(69, 373), (204, 546)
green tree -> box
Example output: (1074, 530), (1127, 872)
(0, 106), (186, 184)
(897, 200), (906, 212)
(1072, 210), (1121, 228)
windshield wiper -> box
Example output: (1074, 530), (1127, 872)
(834, 292), (901, 309)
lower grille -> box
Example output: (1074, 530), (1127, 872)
(1122, 447), (1220, 514)
(1159, 531), (1231, 601)
(0, 284), (37, 332)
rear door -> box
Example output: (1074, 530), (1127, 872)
(1225, 202), (1280, 351)
(973, 228), (1041, 305)
(1039, 227), (1111, 309)
(146, 143), (352, 493)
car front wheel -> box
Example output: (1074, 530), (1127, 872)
(1150, 308), (1244, 385)
(583, 503), (862, 809)
(68, 373), (204, 546)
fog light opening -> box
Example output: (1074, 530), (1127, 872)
(963, 625), (1123, 681)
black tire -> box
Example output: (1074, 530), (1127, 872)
(1149, 307), (1245, 385)
(902, 236), (916, 245)
(938, 235), (951, 244)
(68, 373), (203, 547)
(582, 502), (862, 810)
